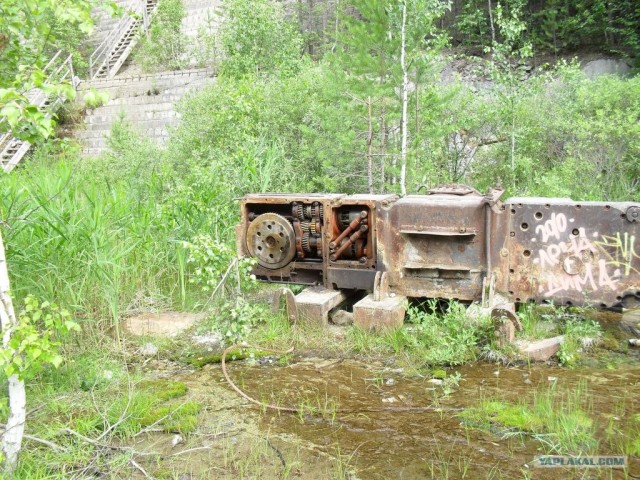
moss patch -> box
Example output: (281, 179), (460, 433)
(181, 349), (273, 367)
(460, 383), (597, 453)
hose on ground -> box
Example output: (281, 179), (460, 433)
(221, 343), (464, 414)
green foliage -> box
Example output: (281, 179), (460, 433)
(453, 0), (640, 58)
(83, 87), (109, 109)
(454, 0), (491, 51)
(460, 382), (598, 453)
(221, 298), (269, 343)
(136, 0), (187, 72)
(0, 0), (107, 143)
(517, 305), (558, 340)
(170, 66), (344, 192)
(557, 315), (602, 366)
(331, 0), (450, 193)
(468, 64), (640, 200)
(190, 16), (220, 68)
(0, 295), (78, 380)
(220, 0), (304, 78)
(182, 234), (256, 294)
(404, 300), (489, 365)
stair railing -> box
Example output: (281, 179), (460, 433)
(1, 51), (75, 172)
(88, 0), (149, 79)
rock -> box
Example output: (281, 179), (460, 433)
(428, 378), (443, 386)
(124, 311), (205, 337)
(548, 376), (558, 382)
(384, 378), (395, 386)
(629, 339), (640, 347)
(524, 378), (532, 385)
(582, 58), (631, 79)
(171, 434), (184, 448)
(139, 343), (158, 356)
(518, 335), (565, 362)
(192, 333), (223, 349)
(331, 309), (354, 326)
(620, 310), (640, 337)
(382, 397), (397, 403)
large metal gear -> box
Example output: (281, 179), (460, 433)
(246, 213), (296, 269)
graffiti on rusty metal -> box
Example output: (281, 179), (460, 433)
(237, 186), (640, 313)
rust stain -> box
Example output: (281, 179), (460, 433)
(238, 186), (640, 308)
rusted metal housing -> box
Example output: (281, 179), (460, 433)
(237, 187), (640, 309)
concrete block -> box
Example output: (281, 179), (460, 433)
(294, 286), (347, 326)
(353, 294), (406, 331)
(518, 335), (565, 362)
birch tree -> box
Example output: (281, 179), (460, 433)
(399, 0), (409, 195)
(335, 0), (449, 194)
(0, 232), (24, 475)
(0, 229), (78, 474)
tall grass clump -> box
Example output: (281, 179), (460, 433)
(401, 300), (490, 366)
(460, 381), (598, 454)
(0, 133), (241, 339)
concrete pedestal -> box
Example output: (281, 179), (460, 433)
(353, 294), (406, 331)
(294, 286), (347, 326)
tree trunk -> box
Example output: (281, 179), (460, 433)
(379, 100), (386, 192)
(399, 0), (409, 196)
(488, 0), (496, 44)
(367, 96), (374, 194)
(0, 231), (25, 476)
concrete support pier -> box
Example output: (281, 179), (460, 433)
(293, 286), (347, 326)
(353, 294), (406, 331)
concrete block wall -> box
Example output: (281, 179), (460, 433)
(75, 68), (216, 155)
(77, 0), (222, 156)
(182, 0), (221, 39)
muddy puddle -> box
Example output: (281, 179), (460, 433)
(210, 363), (637, 479)
(137, 309), (640, 478)
(172, 310), (638, 479)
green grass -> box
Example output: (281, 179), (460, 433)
(247, 299), (492, 370)
(460, 381), (598, 454)
(10, 345), (202, 478)
(517, 304), (559, 340)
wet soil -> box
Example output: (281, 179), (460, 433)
(130, 310), (640, 479)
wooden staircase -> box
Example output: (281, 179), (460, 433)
(0, 52), (76, 173)
(89, 0), (159, 80)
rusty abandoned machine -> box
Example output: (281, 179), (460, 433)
(237, 185), (640, 329)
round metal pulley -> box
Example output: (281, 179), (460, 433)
(246, 213), (296, 269)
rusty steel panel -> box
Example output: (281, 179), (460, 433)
(237, 186), (640, 308)
(377, 191), (488, 301)
(503, 199), (640, 308)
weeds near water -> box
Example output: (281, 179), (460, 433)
(331, 443), (360, 480)
(296, 392), (340, 425)
(518, 304), (559, 339)
(425, 436), (473, 479)
(460, 380), (598, 454)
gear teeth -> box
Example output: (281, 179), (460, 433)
(300, 221), (310, 232)
(292, 204), (304, 221)
(301, 232), (311, 252)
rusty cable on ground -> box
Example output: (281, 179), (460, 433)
(221, 343), (464, 414)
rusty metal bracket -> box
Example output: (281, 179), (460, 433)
(373, 271), (390, 301)
(272, 287), (298, 324)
